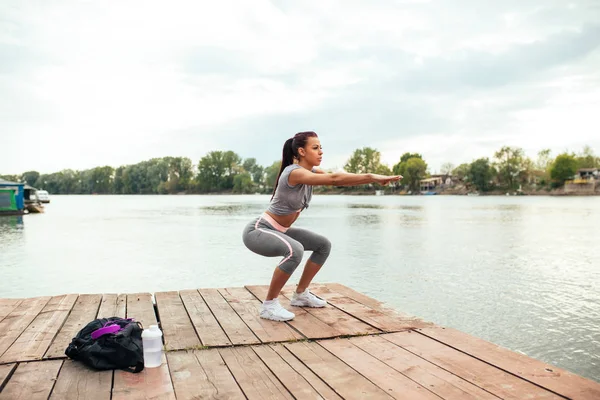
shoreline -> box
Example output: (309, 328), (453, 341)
(45, 190), (600, 197)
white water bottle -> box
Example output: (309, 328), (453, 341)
(141, 325), (163, 368)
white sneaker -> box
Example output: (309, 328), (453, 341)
(259, 299), (295, 321)
(290, 289), (327, 308)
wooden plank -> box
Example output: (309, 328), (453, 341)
(321, 283), (414, 317)
(49, 359), (112, 400)
(45, 294), (102, 359)
(0, 299), (21, 323)
(0, 360), (63, 400)
(269, 344), (343, 400)
(167, 349), (245, 400)
(246, 285), (342, 339)
(97, 294), (126, 318)
(155, 291), (201, 351)
(417, 326), (600, 400)
(351, 335), (499, 400)
(0, 294), (78, 363)
(383, 331), (563, 399)
(319, 338), (449, 399)
(0, 364), (17, 392)
(112, 354), (175, 400)
(179, 289), (231, 347)
(284, 341), (393, 400)
(311, 285), (426, 332)
(280, 287), (381, 336)
(218, 346), (293, 400)
(252, 345), (329, 399)
(218, 287), (303, 343)
(0, 296), (51, 360)
(126, 293), (157, 329)
(199, 288), (259, 345)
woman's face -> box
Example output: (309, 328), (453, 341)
(299, 136), (323, 166)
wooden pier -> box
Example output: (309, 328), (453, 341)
(0, 283), (598, 399)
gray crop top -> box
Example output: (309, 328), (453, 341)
(267, 164), (314, 215)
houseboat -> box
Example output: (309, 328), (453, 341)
(0, 179), (25, 216)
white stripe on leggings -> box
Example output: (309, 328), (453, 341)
(255, 216), (293, 268)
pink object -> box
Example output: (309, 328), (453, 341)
(91, 324), (121, 339)
(260, 213), (290, 233)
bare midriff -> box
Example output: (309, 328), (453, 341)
(265, 210), (300, 228)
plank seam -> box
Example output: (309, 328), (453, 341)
(380, 334), (550, 400)
(255, 345), (333, 399)
(215, 348), (251, 400)
(344, 338), (460, 400)
(47, 359), (66, 398)
(0, 300), (22, 325)
(0, 363), (18, 393)
(175, 291), (204, 348)
(282, 343), (350, 400)
(110, 369), (115, 400)
(311, 340), (403, 400)
(314, 297), (390, 334)
(0, 297), (53, 361)
(412, 330), (573, 400)
(215, 289), (261, 344)
(162, 349), (178, 400)
(41, 295), (80, 360)
(197, 290), (237, 346)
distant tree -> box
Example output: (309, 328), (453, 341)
(440, 162), (455, 176)
(242, 158), (265, 184)
(576, 145), (600, 169)
(452, 163), (470, 181)
(0, 174), (19, 182)
(400, 158), (428, 192)
(196, 151), (242, 192)
(344, 147), (386, 174)
(233, 172), (254, 193)
(399, 153), (423, 163)
(264, 161), (281, 191)
(21, 171), (40, 186)
(494, 146), (526, 189)
(468, 158), (494, 192)
(536, 149), (552, 171)
(550, 153), (578, 185)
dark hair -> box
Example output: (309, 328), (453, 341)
(271, 131), (318, 199)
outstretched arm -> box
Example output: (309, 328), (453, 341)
(289, 168), (402, 187)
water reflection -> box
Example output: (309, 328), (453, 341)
(347, 203), (423, 211)
(347, 214), (382, 226)
(0, 216), (24, 232)
(199, 204), (260, 215)
(347, 204), (385, 209)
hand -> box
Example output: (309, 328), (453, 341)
(372, 174), (403, 186)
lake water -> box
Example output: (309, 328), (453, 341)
(1, 194), (599, 382)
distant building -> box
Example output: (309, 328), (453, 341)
(565, 168), (598, 194)
(577, 168), (598, 180)
(420, 177), (443, 192)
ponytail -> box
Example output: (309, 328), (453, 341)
(271, 131), (318, 200)
(271, 138), (295, 199)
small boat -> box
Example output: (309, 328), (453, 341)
(37, 190), (50, 203)
(24, 185), (45, 213)
(25, 203), (44, 213)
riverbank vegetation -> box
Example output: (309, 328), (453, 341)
(2, 146), (598, 195)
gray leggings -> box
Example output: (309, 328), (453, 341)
(242, 214), (332, 274)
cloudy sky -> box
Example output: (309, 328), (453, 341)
(1, 0), (599, 175)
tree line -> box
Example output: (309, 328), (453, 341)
(1, 146), (598, 195)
